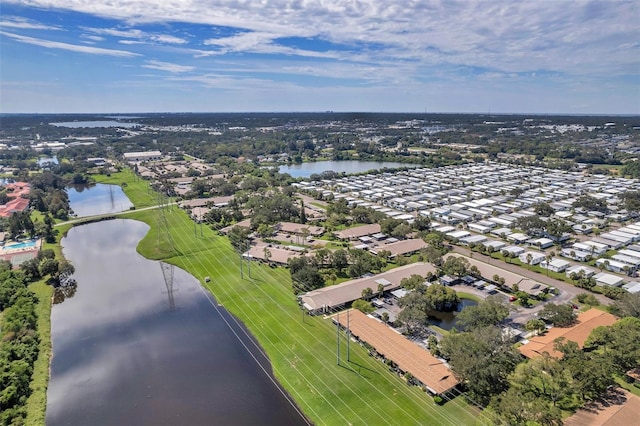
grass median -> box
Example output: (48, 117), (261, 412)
(121, 206), (480, 425)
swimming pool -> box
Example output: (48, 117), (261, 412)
(2, 240), (37, 251)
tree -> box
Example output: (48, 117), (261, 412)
(584, 317), (640, 373)
(228, 226), (251, 254)
(572, 195), (609, 214)
(330, 249), (349, 274)
(525, 318), (546, 335)
(508, 354), (576, 410)
(263, 246), (272, 263)
(440, 256), (469, 278)
(456, 295), (510, 330)
(352, 299), (375, 313)
(299, 199), (307, 224)
(609, 291), (640, 318)
(576, 293), (599, 306)
(377, 283), (385, 298)
(381, 312), (389, 323)
(490, 387), (563, 426)
(289, 257), (325, 295)
(428, 335), (440, 357)
(39, 257), (59, 277)
(412, 214), (431, 231)
(361, 287), (373, 299)
(538, 303), (576, 327)
(555, 338), (616, 402)
(533, 202), (555, 217)
(440, 326), (521, 406)
(400, 274), (424, 290)
(423, 283), (459, 311)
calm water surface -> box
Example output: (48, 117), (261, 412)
(50, 120), (141, 128)
(279, 160), (419, 178)
(427, 298), (478, 331)
(46, 220), (307, 426)
(67, 184), (133, 217)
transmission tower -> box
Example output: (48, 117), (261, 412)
(160, 261), (176, 311)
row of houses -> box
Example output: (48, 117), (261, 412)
(299, 163), (639, 227)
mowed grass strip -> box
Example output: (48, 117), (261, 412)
(93, 168), (159, 208)
(124, 206), (479, 426)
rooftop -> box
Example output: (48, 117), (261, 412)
(335, 309), (458, 395)
(518, 308), (618, 359)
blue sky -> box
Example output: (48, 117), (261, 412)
(1, 0), (638, 114)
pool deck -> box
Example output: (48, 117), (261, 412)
(0, 239), (42, 267)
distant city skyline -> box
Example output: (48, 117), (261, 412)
(1, 1), (638, 114)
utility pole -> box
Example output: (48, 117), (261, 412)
(347, 309), (350, 362)
(336, 311), (340, 365)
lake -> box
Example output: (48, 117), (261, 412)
(50, 120), (141, 128)
(46, 219), (307, 425)
(427, 298), (478, 331)
(67, 183), (133, 217)
(279, 160), (419, 178)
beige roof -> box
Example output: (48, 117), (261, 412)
(301, 262), (436, 311)
(372, 238), (428, 257)
(334, 224), (381, 240)
(444, 253), (548, 295)
(336, 310), (458, 394)
(565, 389), (640, 426)
(518, 308), (618, 359)
(180, 196), (234, 208)
(278, 222), (324, 236)
(246, 243), (304, 265)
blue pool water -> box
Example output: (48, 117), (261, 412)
(3, 240), (37, 250)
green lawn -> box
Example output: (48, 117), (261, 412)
(23, 279), (53, 425)
(92, 168), (159, 208)
(121, 205), (482, 425)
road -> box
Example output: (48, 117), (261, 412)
(55, 203), (176, 227)
(450, 246), (611, 325)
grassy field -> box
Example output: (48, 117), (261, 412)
(23, 279), (53, 425)
(121, 205), (482, 425)
(92, 168), (160, 208)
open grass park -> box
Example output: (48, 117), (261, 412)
(118, 203), (481, 425)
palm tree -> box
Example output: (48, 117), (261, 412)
(362, 287), (373, 299)
(263, 246), (272, 263)
(377, 283), (385, 298)
(526, 253), (533, 270)
(381, 312), (389, 323)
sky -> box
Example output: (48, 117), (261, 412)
(1, 0), (639, 114)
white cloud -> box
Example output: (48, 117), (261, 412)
(6, 0), (636, 78)
(0, 30), (141, 57)
(0, 16), (63, 31)
(118, 40), (146, 45)
(81, 26), (145, 39)
(150, 34), (187, 44)
(142, 60), (194, 73)
(80, 34), (105, 42)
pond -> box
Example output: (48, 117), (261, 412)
(279, 160), (420, 178)
(427, 298), (478, 331)
(46, 219), (307, 425)
(67, 183), (134, 217)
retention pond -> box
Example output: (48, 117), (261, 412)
(46, 219), (307, 425)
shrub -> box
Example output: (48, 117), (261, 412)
(433, 395), (444, 405)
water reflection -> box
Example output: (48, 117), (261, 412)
(427, 299), (478, 331)
(47, 219), (307, 425)
(67, 184), (133, 217)
(52, 280), (77, 304)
